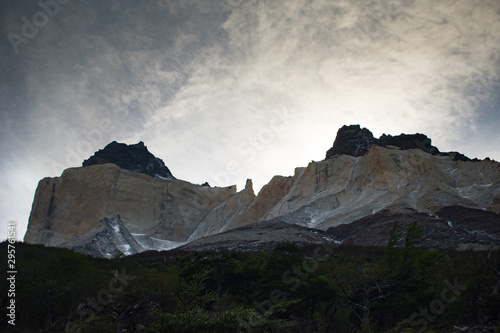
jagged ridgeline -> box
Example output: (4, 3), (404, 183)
(24, 125), (500, 257)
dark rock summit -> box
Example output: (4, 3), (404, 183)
(377, 133), (439, 155)
(325, 125), (375, 158)
(82, 141), (175, 179)
(326, 125), (442, 159)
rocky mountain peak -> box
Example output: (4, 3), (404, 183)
(326, 125), (442, 159)
(325, 125), (376, 158)
(82, 141), (175, 179)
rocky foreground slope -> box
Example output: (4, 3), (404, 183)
(24, 125), (500, 257)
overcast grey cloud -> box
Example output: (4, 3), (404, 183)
(1, 0), (499, 240)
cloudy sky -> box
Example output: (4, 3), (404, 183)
(1, 0), (499, 241)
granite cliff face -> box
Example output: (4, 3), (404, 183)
(264, 143), (500, 229)
(25, 126), (500, 256)
(24, 161), (238, 257)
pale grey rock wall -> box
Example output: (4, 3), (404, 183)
(24, 163), (236, 246)
(264, 145), (500, 229)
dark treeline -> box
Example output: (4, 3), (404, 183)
(1, 223), (500, 332)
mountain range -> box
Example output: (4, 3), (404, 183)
(24, 125), (500, 257)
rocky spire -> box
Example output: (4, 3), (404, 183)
(82, 141), (175, 179)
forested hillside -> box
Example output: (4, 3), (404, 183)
(2, 223), (500, 332)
